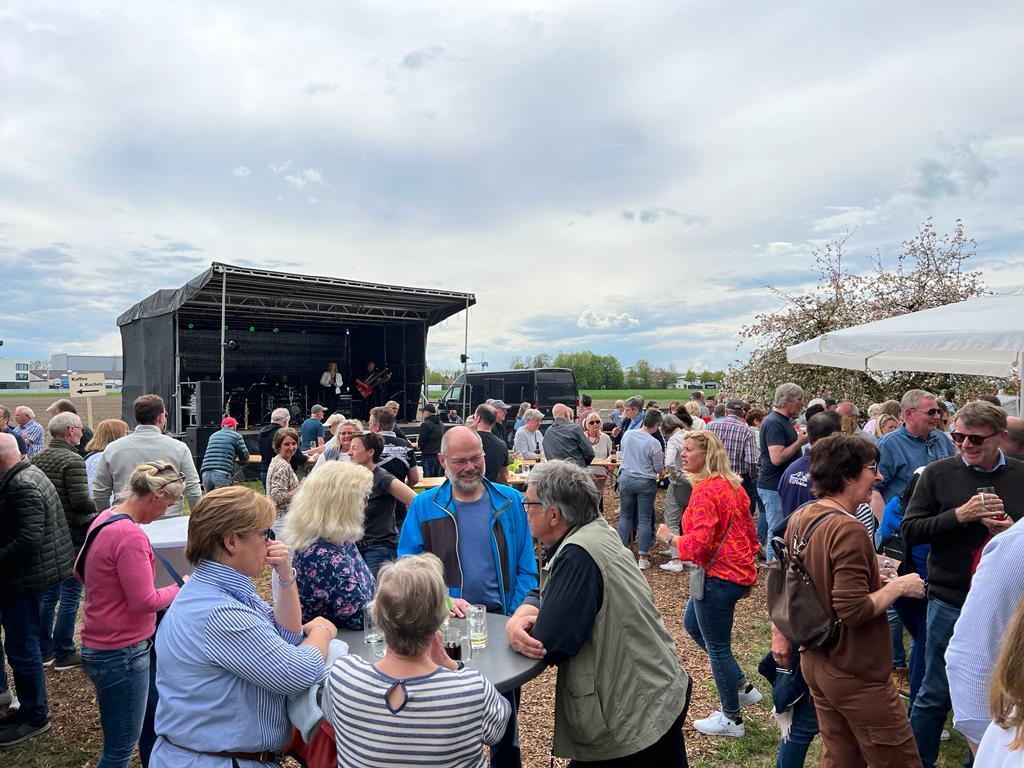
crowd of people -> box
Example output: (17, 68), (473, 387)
(2, 382), (1024, 768)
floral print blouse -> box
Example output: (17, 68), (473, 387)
(293, 539), (375, 630)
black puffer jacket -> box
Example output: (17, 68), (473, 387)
(0, 460), (75, 601)
(32, 439), (97, 548)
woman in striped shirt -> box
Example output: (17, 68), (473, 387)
(323, 554), (510, 767)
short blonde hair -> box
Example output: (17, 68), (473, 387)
(683, 431), (742, 489)
(874, 413), (899, 437)
(373, 554), (449, 657)
(123, 460), (184, 502)
(186, 486), (275, 566)
(283, 462), (372, 551)
(85, 419), (129, 453)
(684, 401), (703, 419)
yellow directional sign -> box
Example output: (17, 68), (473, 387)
(69, 372), (105, 398)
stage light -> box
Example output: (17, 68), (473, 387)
(249, 325), (256, 333)
(226, 339), (239, 351)
(187, 323), (195, 329)
(272, 327), (279, 333)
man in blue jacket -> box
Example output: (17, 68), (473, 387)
(399, 425), (537, 768)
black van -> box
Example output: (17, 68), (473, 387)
(436, 367), (579, 431)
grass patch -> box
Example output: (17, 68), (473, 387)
(1, 734), (109, 768)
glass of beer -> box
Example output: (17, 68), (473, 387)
(467, 604), (488, 650)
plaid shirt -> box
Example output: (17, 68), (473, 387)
(705, 414), (758, 480)
(13, 419), (45, 458)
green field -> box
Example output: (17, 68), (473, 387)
(583, 388), (720, 403)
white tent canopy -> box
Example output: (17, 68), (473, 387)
(785, 291), (1024, 378)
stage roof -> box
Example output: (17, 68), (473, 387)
(117, 262), (476, 331)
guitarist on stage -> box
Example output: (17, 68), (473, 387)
(355, 361), (392, 416)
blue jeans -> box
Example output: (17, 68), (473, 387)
(910, 597), (961, 768)
(0, 594), (48, 725)
(201, 469), (233, 492)
(617, 473), (657, 556)
(757, 488), (784, 562)
(747, 478), (768, 545)
(683, 576), (749, 718)
(82, 640), (152, 768)
(359, 545), (397, 579)
(893, 596), (928, 705)
(39, 576), (84, 660)
(888, 607), (907, 669)
(776, 692), (819, 768)
(421, 457), (443, 478)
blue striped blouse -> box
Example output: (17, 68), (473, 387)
(150, 560), (326, 767)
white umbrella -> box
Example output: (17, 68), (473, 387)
(786, 291), (1024, 378)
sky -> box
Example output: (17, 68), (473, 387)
(3, 1), (1024, 374)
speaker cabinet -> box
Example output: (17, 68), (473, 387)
(195, 381), (224, 427)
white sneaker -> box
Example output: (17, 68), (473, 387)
(941, 729), (951, 742)
(638, 558), (651, 570)
(693, 711), (744, 737)
(660, 560), (687, 573)
(738, 684), (763, 708)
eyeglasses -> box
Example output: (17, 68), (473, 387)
(863, 462), (878, 473)
(446, 454), (485, 468)
(951, 431), (1001, 446)
(521, 500), (544, 512)
(914, 408), (942, 417)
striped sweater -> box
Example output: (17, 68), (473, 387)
(323, 655), (510, 767)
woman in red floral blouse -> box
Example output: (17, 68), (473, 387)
(656, 430), (761, 738)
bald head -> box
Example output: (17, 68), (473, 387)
(836, 402), (858, 419)
(1003, 416), (1024, 455)
(0, 433), (20, 472)
(441, 425), (483, 456)
(552, 403), (569, 419)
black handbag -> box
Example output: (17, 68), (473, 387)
(767, 509), (843, 650)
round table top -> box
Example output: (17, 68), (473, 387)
(141, 515), (190, 548)
(337, 612), (545, 693)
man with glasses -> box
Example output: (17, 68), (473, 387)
(398, 425), (537, 768)
(902, 400), (1024, 767)
(30, 412), (95, 672)
(871, 388), (955, 700)
(871, 389), (956, 519)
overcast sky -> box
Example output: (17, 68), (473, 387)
(3, 2), (1023, 373)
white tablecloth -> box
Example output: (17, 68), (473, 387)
(141, 515), (192, 588)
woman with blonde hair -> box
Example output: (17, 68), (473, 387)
(513, 401), (531, 431)
(323, 554), (510, 767)
(84, 419), (130, 493)
(284, 461), (376, 630)
(78, 461), (185, 768)
(150, 486), (337, 767)
(684, 401), (706, 430)
(979, 592), (1024, 764)
(874, 413), (900, 438)
(656, 431), (761, 737)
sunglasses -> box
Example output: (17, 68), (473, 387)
(951, 431), (1000, 446)
(914, 408), (942, 416)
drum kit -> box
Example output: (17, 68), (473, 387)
(224, 381), (310, 428)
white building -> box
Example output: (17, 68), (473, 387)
(0, 358), (31, 390)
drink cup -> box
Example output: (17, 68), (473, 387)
(364, 602), (384, 645)
(467, 604), (488, 650)
(443, 628), (470, 662)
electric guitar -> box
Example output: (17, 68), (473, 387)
(355, 368), (392, 398)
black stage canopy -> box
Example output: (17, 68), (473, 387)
(118, 262), (475, 431)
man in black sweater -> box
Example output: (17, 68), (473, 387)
(902, 400), (1024, 768)
(417, 404), (445, 477)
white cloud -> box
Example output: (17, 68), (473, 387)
(233, 165), (251, 178)
(284, 168), (324, 190)
(577, 311), (640, 330)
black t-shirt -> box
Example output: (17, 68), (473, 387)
(757, 410), (798, 489)
(378, 433), (417, 483)
(363, 466), (399, 548)
(479, 430), (509, 482)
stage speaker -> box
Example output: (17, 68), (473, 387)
(184, 425), (218, 462)
(195, 381), (223, 427)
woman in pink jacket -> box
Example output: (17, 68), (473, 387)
(77, 460), (184, 768)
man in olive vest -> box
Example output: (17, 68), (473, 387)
(507, 460), (691, 765)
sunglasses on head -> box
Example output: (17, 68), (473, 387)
(951, 431), (1000, 446)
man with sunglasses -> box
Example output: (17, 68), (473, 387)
(871, 389), (956, 520)
(902, 400), (1024, 768)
